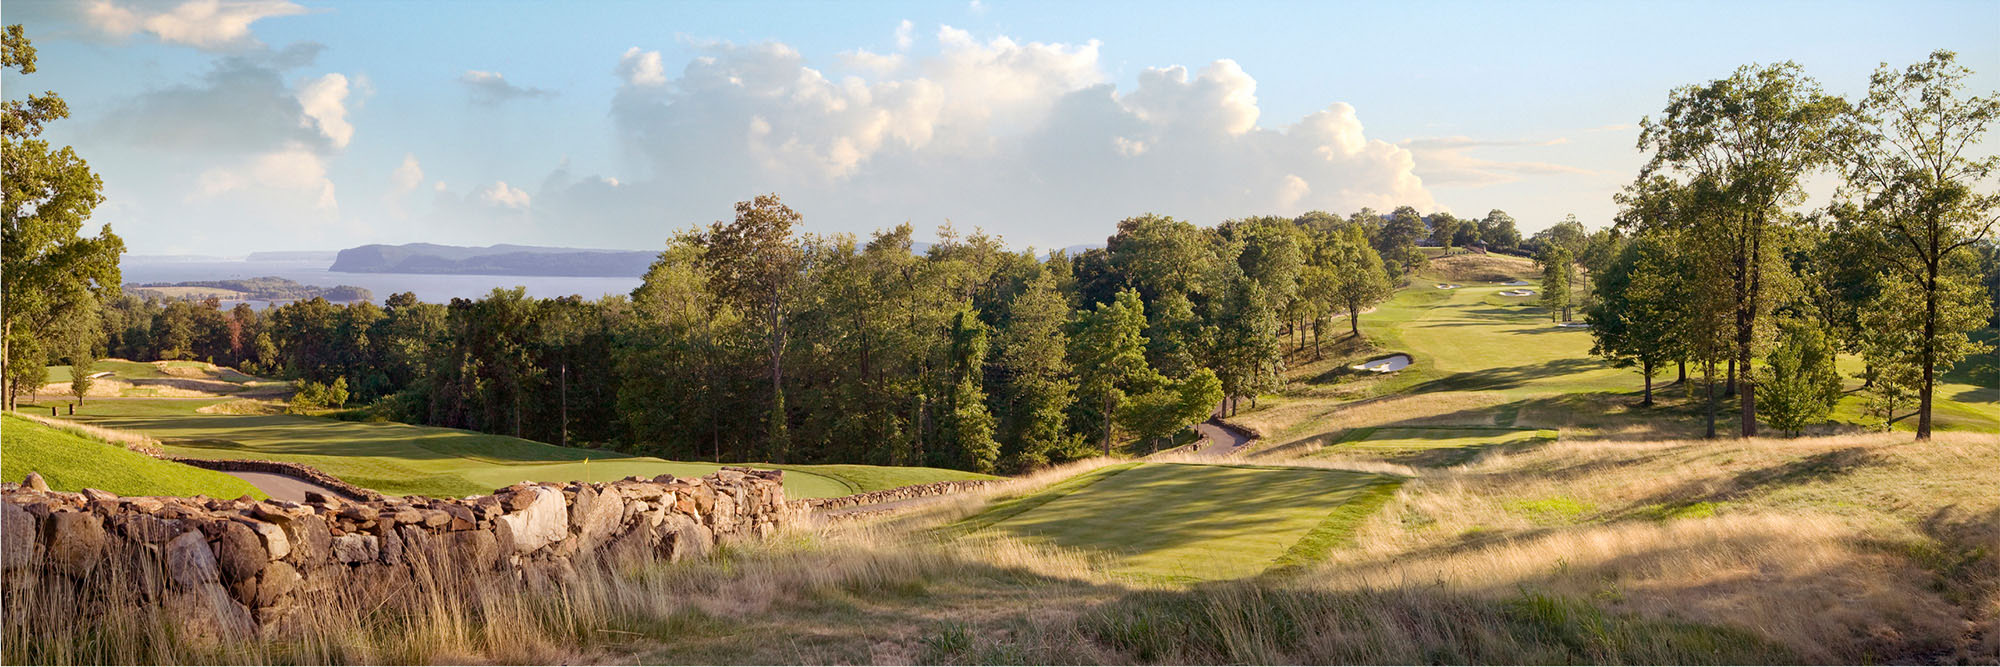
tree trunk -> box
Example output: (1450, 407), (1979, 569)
(1725, 359), (1736, 397)
(1641, 359), (1654, 407)
(1738, 211), (1764, 438)
(1703, 361), (1718, 439)
(1918, 254), (1938, 440)
(1677, 360), (1686, 385)
(1348, 306), (1361, 338)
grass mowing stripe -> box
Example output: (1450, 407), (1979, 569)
(935, 462), (1141, 539)
(1262, 476), (1407, 575)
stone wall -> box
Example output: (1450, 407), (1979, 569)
(795, 479), (997, 513)
(0, 467), (793, 639)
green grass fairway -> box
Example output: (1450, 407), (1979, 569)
(0, 414), (266, 499)
(44, 399), (984, 499)
(770, 463), (999, 495)
(1310, 426), (1557, 466)
(968, 463), (1394, 582)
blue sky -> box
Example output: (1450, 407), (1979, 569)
(8, 0), (1998, 255)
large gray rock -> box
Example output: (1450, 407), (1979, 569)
(331, 533), (378, 564)
(493, 486), (567, 554)
(574, 485), (624, 549)
(251, 561), (301, 608)
(660, 513), (713, 562)
(165, 584), (256, 644)
(2, 502), (36, 570)
(166, 530), (221, 589)
(282, 515), (331, 567)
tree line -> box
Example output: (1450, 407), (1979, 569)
(36, 202), (1523, 472)
(1582, 50), (1998, 440)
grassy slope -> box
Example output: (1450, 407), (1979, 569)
(969, 462), (1390, 582)
(0, 414), (266, 499)
(42, 398), (984, 499)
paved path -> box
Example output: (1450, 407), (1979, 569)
(1188, 418), (1256, 457)
(224, 470), (348, 503)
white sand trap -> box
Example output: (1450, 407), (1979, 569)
(1557, 322), (1591, 328)
(1434, 283), (1462, 289)
(1498, 289), (1536, 297)
(1350, 354), (1412, 373)
(1502, 280), (1529, 286)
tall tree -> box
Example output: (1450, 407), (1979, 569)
(1586, 236), (1686, 405)
(1329, 227), (1393, 337)
(1, 25), (123, 410)
(1479, 210), (1522, 249)
(697, 194), (806, 461)
(1070, 289), (1157, 454)
(938, 309), (999, 472)
(996, 270), (1078, 470)
(1637, 61), (1846, 437)
(1538, 246), (1576, 322)
(1836, 50), (2000, 439)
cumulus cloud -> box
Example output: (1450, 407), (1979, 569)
(296, 72), (352, 148)
(478, 181), (533, 209)
(392, 154), (424, 193)
(617, 47), (667, 87)
(79, 0), (307, 50)
(578, 29), (1433, 249)
(460, 70), (556, 105)
(895, 19), (914, 50)
(193, 142), (336, 210)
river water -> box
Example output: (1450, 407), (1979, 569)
(121, 257), (645, 307)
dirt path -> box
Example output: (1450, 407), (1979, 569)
(224, 470), (349, 503)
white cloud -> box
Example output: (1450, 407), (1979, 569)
(193, 143), (336, 210)
(433, 180), (448, 192)
(392, 154), (424, 193)
(82, 0), (307, 50)
(478, 181), (532, 209)
(895, 19), (914, 50)
(584, 30), (1435, 250)
(1400, 135), (1591, 187)
(460, 70), (556, 104)
(296, 72), (352, 149)
(617, 47), (667, 87)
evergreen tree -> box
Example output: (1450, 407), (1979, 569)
(996, 270), (1078, 470)
(1538, 246), (1575, 322)
(939, 309), (999, 472)
(1070, 289), (1158, 454)
(1757, 320), (1842, 435)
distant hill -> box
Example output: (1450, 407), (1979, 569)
(127, 277), (372, 303)
(330, 243), (657, 277)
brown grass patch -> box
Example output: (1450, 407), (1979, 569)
(1428, 254), (1539, 283)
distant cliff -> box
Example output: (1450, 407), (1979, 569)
(330, 243), (657, 277)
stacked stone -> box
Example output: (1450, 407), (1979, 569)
(0, 467), (792, 639)
(796, 479), (997, 513)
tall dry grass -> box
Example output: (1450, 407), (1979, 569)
(1313, 431), (2000, 663)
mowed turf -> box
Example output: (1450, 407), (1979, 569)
(1309, 426), (1557, 466)
(49, 399), (988, 499)
(0, 414), (266, 499)
(971, 463), (1391, 582)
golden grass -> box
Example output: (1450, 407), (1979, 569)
(194, 399), (282, 416)
(1231, 391), (1511, 453)
(1427, 254), (1539, 283)
(1315, 431), (2000, 663)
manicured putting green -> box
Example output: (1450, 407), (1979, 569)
(52, 399), (985, 499)
(0, 414), (267, 499)
(972, 463), (1390, 582)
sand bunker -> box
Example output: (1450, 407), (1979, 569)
(1498, 289), (1536, 297)
(1556, 322), (1591, 328)
(1351, 354), (1412, 373)
(1434, 283), (1462, 289)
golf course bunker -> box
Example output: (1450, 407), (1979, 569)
(1497, 289), (1536, 297)
(1351, 354), (1412, 373)
(1434, 283), (1462, 289)
(959, 463), (1396, 581)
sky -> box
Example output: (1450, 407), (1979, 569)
(6, 0), (1998, 256)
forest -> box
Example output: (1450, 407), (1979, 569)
(22, 202), (1528, 473)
